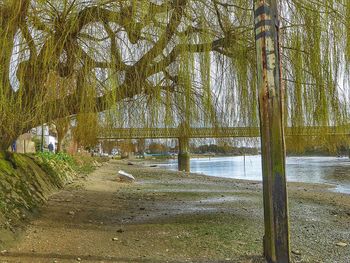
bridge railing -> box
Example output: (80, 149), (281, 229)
(97, 125), (349, 139)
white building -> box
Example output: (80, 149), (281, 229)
(34, 125), (57, 152)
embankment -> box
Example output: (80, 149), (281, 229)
(0, 152), (104, 248)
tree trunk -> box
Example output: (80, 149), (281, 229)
(0, 132), (16, 152)
(56, 126), (67, 153)
(253, 1), (290, 262)
(0, 141), (11, 152)
(56, 135), (63, 153)
(53, 118), (70, 153)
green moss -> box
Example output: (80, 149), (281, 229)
(0, 153), (79, 228)
(0, 157), (15, 175)
(0, 152), (105, 233)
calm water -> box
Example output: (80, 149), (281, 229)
(154, 156), (350, 194)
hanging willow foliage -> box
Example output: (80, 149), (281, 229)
(0, 0), (349, 151)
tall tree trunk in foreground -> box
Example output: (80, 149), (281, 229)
(253, 0), (290, 262)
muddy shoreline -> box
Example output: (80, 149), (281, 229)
(1, 159), (349, 262)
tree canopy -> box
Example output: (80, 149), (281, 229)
(0, 0), (349, 150)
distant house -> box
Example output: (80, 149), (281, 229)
(11, 133), (36, 153)
(33, 125), (58, 152)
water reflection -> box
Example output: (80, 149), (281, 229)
(154, 156), (350, 194)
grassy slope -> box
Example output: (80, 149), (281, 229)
(0, 152), (101, 248)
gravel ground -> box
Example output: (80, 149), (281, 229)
(0, 159), (349, 263)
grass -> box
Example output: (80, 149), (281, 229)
(36, 151), (75, 165)
(35, 152), (103, 176)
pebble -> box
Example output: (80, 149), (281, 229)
(68, 211), (75, 216)
(112, 237), (119, 241)
(76, 257), (82, 261)
(336, 242), (348, 247)
(1, 250), (8, 254)
(292, 250), (302, 255)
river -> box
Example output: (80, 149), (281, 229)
(153, 156), (350, 194)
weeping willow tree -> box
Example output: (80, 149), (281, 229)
(0, 0), (349, 151)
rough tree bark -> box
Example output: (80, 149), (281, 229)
(0, 134), (13, 152)
(53, 118), (70, 153)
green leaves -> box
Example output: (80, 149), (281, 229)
(0, 0), (349, 152)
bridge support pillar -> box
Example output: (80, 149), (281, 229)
(178, 137), (190, 172)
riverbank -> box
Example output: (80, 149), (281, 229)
(0, 153), (106, 251)
(1, 159), (349, 262)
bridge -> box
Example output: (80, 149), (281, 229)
(98, 125), (350, 172)
(98, 126), (350, 140)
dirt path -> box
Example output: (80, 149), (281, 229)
(0, 160), (349, 263)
